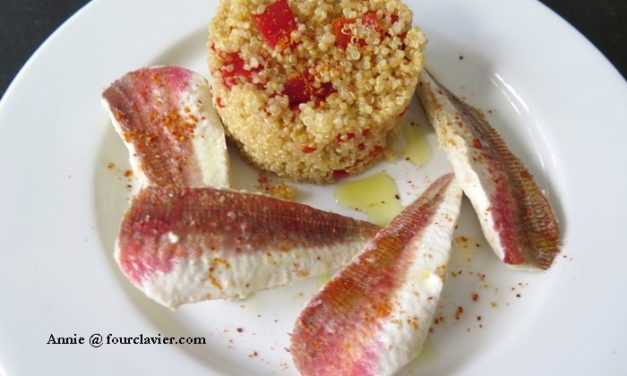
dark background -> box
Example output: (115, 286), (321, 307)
(0, 0), (625, 99)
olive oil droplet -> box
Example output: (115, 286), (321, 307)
(335, 172), (402, 226)
(401, 123), (432, 166)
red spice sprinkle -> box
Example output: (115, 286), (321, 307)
(236, 328), (244, 333)
(455, 306), (464, 320)
(124, 169), (133, 178)
(516, 293), (522, 298)
(477, 316), (482, 321)
(471, 293), (480, 302)
(394, 194), (400, 200)
(358, 143), (366, 151)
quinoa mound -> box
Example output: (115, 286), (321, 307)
(208, 0), (427, 182)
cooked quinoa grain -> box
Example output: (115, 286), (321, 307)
(208, 0), (427, 182)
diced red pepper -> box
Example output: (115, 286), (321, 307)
(220, 52), (261, 89)
(302, 146), (317, 153)
(389, 13), (407, 47)
(333, 169), (349, 178)
(316, 82), (335, 103)
(216, 97), (225, 108)
(284, 74), (312, 109)
(333, 18), (357, 48)
(284, 72), (335, 110)
(335, 132), (356, 143)
(333, 11), (382, 48)
(369, 146), (383, 157)
(252, 0), (298, 49)
(362, 11), (382, 32)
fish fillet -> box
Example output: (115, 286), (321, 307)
(291, 174), (462, 376)
(102, 66), (230, 188)
(116, 187), (381, 308)
(416, 70), (560, 270)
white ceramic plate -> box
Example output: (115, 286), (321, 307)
(1, 0), (626, 374)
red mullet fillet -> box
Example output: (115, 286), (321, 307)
(116, 187), (380, 308)
(291, 174), (462, 376)
(102, 66), (230, 188)
(416, 70), (560, 270)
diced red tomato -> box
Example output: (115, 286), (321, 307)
(284, 72), (335, 110)
(220, 52), (261, 89)
(333, 169), (349, 178)
(302, 146), (317, 153)
(252, 0), (298, 49)
(333, 11), (382, 48)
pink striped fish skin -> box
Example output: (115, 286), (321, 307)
(416, 70), (560, 270)
(291, 174), (462, 376)
(116, 187), (381, 308)
(102, 66), (230, 188)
